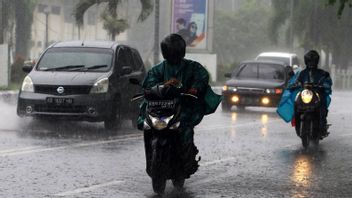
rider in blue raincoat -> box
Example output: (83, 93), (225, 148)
(277, 50), (332, 136)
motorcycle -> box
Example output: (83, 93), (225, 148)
(293, 82), (329, 148)
(130, 78), (198, 194)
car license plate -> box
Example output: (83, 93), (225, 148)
(46, 97), (74, 105)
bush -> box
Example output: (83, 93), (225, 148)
(10, 55), (26, 84)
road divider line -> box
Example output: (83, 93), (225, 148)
(53, 180), (124, 197)
(0, 146), (44, 154)
(197, 118), (282, 131)
(200, 157), (237, 167)
(0, 134), (142, 157)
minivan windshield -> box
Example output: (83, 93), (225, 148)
(234, 63), (285, 81)
(256, 56), (289, 66)
(37, 47), (113, 72)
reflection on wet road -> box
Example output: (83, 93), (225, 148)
(0, 92), (351, 197)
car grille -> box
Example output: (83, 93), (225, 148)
(35, 85), (92, 95)
(34, 104), (86, 113)
(237, 87), (265, 94)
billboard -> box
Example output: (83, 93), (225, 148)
(171, 0), (208, 50)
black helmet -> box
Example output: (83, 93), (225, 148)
(161, 33), (186, 65)
(304, 50), (319, 69)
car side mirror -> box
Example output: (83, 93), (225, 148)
(23, 60), (34, 73)
(224, 73), (231, 78)
(121, 66), (133, 75)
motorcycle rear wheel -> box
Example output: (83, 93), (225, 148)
(301, 135), (309, 149)
(172, 178), (185, 190)
(152, 177), (166, 194)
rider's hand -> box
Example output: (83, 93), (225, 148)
(187, 88), (198, 96)
(164, 78), (180, 87)
(288, 82), (301, 90)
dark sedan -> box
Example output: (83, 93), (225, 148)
(222, 60), (290, 111)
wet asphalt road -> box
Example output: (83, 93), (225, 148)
(0, 91), (351, 197)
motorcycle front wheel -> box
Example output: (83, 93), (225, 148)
(172, 178), (185, 190)
(301, 134), (309, 149)
(152, 177), (166, 194)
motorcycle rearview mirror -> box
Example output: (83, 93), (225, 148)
(129, 78), (141, 86)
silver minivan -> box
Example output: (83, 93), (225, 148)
(17, 41), (145, 130)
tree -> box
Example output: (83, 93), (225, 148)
(327, 0), (352, 17)
(0, 0), (15, 44)
(14, 0), (35, 58)
(270, 0), (352, 69)
(0, 0), (34, 57)
(74, 0), (153, 40)
(214, 1), (272, 67)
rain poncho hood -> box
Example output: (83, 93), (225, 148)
(138, 59), (222, 128)
(277, 68), (332, 122)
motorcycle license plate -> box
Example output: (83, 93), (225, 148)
(148, 100), (175, 109)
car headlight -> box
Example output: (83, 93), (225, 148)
(265, 89), (275, 94)
(226, 86), (237, 92)
(21, 76), (34, 92)
(149, 115), (174, 130)
(301, 89), (313, 104)
(90, 78), (109, 94)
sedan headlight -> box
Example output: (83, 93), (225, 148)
(149, 115), (174, 130)
(90, 78), (109, 94)
(301, 89), (313, 104)
(265, 89), (275, 94)
(21, 76), (34, 92)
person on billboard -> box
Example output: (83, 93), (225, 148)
(186, 22), (198, 46)
(176, 18), (189, 41)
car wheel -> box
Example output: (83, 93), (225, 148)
(236, 105), (245, 111)
(221, 102), (231, 112)
(104, 98), (121, 130)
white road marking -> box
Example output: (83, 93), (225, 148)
(0, 134), (142, 157)
(200, 157), (237, 166)
(0, 146), (44, 154)
(53, 180), (124, 197)
(0, 119), (280, 157)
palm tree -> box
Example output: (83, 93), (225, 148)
(74, 0), (153, 40)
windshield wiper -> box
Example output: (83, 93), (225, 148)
(43, 65), (85, 71)
(86, 64), (108, 70)
(77, 64), (108, 71)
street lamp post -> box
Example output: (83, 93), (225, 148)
(44, 7), (50, 48)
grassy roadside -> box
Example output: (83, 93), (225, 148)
(0, 83), (21, 91)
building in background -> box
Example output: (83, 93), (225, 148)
(29, 0), (128, 59)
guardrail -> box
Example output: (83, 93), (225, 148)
(331, 65), (352, 90)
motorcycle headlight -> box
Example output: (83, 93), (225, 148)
(149, 115), (174, 130)
(301, 89), (313, 104)
(21, 76), (34, 92)
(90, 78), (109, 94)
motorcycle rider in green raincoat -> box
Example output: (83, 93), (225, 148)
(138, 33), (222, 177)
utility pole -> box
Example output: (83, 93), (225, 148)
(44, 7), (50, 48)
(153, 0), (160, 65)
(289, 0), (294, 50)
(0, 0), (3, 44)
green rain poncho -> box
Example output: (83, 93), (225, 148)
(138, 59), (222, 129)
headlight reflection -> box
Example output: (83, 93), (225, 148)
(261, 114), (268, 137)
(292, 155), (312, 188)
